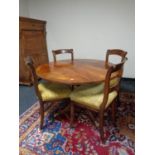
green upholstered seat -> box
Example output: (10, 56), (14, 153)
(70, 83), (118, 110)
(110, 78), (120, 87)
(38, 82), (71, 101)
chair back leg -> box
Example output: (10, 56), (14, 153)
(40, 102), (44, 129)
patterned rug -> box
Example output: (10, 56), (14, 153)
(19, 92), (135, 155)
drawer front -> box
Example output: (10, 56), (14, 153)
(20, 21), (45, 30)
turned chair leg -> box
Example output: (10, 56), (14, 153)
(99, 112), (105, 143)
(40, 103), (44, 129)
(70, 102), (74, 128)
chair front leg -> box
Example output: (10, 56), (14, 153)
(40, 102), (44, 129)
(70, 102), (74, 128)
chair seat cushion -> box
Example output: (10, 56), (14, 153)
(110, 78), (120, 87)
(70, 83), (118, 110)
(38, 82), (71, 101)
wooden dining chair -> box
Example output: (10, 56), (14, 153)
(52, 49), (74, 64)
(70, 58), (127, 143)
(25, 56), (72, 129)
(52, 48), (75, 90)
(105, 49), (128, 104)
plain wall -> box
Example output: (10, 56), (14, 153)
(20, 0), (135, 78)
(19, 0), (29, 17)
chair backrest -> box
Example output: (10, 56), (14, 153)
(105, 49), (127, 68)
(52, 49), (74, 63)
(101, 57), (127, 109)
(24, 56), (42, 101)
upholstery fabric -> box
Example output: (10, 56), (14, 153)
(70, 83), (118, 110)
(38, 82), (71, 101)
(110, 78), (120, 87)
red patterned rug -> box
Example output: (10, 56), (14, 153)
(19, 92), (135, 155)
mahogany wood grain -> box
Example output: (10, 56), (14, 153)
(36, 59), (121, 85)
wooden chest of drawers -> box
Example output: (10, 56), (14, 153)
(19, 17), (49, 85)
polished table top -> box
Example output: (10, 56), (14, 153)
(36, 59), (119, 85)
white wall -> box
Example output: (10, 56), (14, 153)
(19, 0), (29, 17)
(20, 0), (135, 78)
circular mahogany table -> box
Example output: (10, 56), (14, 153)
(36, 59), (119, 85)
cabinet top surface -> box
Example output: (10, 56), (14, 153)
(19, 16), (46, 23)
